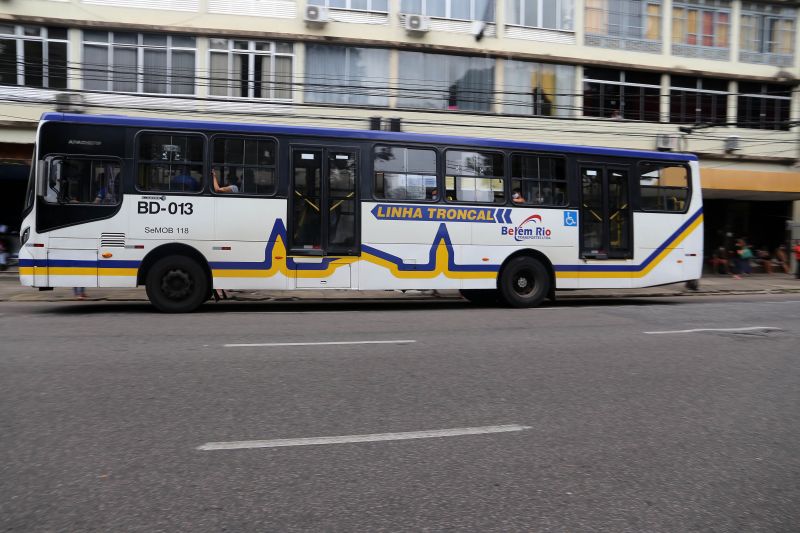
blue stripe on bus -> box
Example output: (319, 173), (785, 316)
(19, 259), (141, 268)
(362, 223), (500, 273)
(553, 207), (703, 272)
(41, 112), (698, 162)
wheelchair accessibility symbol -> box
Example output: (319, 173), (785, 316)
(563, 210), (578, 227)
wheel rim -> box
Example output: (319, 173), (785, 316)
(512, 268), (535, 296)
(161, 268), (194, 301)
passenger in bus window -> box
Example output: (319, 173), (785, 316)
(93, 172), (117, 204)
(171, 166), (199, 192)
(512, 188), (526, 204)
(212, 168), (239, 194)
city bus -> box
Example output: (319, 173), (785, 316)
(18, 113), (703, 312)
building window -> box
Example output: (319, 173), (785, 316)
(308, 0), (388, 11)
(400, 0), (495, 21)
(374, 146), (438, 201)
(511, 154), (568, 207)
(737, 82), (791, 131)
(672, 1), (730, 60)
(209, 39), (293, 100)
(0, 25), (67, 89)
(583, 68), (661, 121)
(669, 76), (728, 124)
(82, 31), (195, 94)
(585, 0), (662, 52)
(506, 0), (573, 30)
(397, 52), (495, 112)
(444, 150), (504, 204)
(504, 60), (575, 117)
(740, 2), (796, 66)
(136, 132), (204, 193)
(305, 45), (389, 106)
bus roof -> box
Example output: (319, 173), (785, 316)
(41, 112), (698, 162)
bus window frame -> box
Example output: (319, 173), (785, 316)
(41, 153), (124, 207)
(442, 146), (506, 206)
(134, 129), (208, 196)
(508, 151), (570, 208)
(371, 143), (440, 203)
(636, 160), (692, 215)
(208, 133), (280, 198)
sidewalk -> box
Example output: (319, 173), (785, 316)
(1, 267), (797, 303)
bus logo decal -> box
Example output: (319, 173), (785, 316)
(501, 214), (552, 241)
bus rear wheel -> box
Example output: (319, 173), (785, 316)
(499, 256), (549, 308)
(459, 289), (499, 306)
(145, 255), (208, 313)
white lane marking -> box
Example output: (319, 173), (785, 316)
(197, 424), (531, 451)
(224, 339), (416, 348)
(644, 326), (780, 335)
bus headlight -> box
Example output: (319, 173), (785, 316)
(20, 227), (30, 247)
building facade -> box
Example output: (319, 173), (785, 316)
(1, 0), (799, 262)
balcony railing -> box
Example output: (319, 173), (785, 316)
(739, 50), (794, 67)
(585, 34), (661, 54)
(672, 44), (730, 61)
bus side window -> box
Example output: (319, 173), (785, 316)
(510, 154), (568, 207)
(43, 156), (122, 205)
(444, 150), (504, 204)
(373, 145), (437, 201)
(638, 162), (689, 212)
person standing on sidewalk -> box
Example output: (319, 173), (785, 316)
(794, 240), (800, 279)
(733, 238), (752, 279)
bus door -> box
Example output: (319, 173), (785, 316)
(579, 165), (632, 260)
(288, 146), (358, 287)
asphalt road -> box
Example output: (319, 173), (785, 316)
(1, 294), (799, 532)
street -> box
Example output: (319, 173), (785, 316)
(1, 294), (799, 532)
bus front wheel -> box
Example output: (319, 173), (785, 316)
(145, 255), (209, 313)
(499, 256), (549, 308)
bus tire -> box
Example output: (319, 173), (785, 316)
(145, 255), (208, 313)
(459, 289), (499, 306)
(499, 256), (549, 308)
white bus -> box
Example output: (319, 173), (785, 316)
(19, 113), (703, 312)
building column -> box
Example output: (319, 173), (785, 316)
(494, 58), (504, 114)
(730, 0), (741, 64)
(194, 36), (208, 99)
(67, 28), (81, 91)
(574, 0), (585, 47)
(660, 73), (670, 122)
(662, 0), (672, 56)
(727, 80), (738, 126)
(494, 0), (505, 40)
(294, 42), (306, 105)
(388, 48), (399, 109)
(574, 65), (583, 118)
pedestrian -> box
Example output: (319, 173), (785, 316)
(0, 224), (8, 271)
(794, 240), (800, 279)
(73, 287), (87, 300)
(733, 238), (752, 279)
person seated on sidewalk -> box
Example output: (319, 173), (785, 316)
(709, 246), (730, 275)
(754, 246), (772, 274)
(774, 244), (790, 274)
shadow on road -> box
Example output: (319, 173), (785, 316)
(35, 296), (682, 315)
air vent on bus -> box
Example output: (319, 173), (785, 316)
(100, 233), (126, 248)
